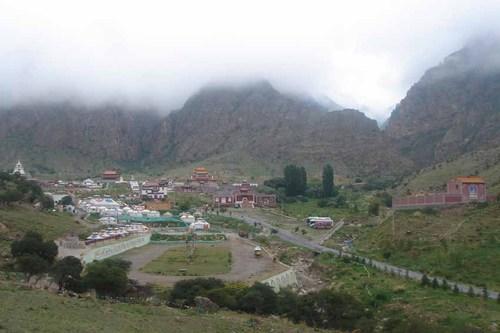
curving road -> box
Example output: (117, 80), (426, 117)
(232, 211), (500, 300)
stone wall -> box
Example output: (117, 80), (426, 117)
(261, 269), (298, 292)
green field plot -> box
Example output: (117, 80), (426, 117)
(141, 244), (232, 276)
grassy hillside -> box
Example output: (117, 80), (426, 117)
(351, 204), (500, 290)
(0, 280), (330, 333)
(0, 207), (86, 262)
(314, 253), (500, 332)
(399, 146), (500, 195)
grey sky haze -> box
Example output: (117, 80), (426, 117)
(1, 0), (500, 120)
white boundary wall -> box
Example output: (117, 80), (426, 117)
(80, 234), (151, 264)
(261, 268), (298, 292)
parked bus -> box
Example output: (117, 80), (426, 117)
(305, 216), (334, 229)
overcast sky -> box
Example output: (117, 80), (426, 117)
(1, 0), (500, 120)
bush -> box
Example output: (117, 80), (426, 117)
(83, 259), (130, 297)
(368, 201), (380, 216)
(11, 231), (58, 264)
(317, 199), (328, 208)
(50, 256), (84, 291)
(170, 278), (225, 306)
(289, 289), (373, 331)
(237, 282), (277, 315)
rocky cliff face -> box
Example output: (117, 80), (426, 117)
(0, 82), (411, 178)
(0, 103), (161, 175)
(385, 38), (500, 168)
(153, 82), (411, 177)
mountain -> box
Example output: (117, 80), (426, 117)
(385, 38), (500, 168)
(0, 102), (161, 177)
(0, 82), (411, 178)
(152, 81), (410, 177)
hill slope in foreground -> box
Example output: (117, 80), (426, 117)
(352, 203), (500, 290)
(0, 207), (86, 265)
(0, 280), (328, 333)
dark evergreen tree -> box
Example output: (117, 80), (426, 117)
(421, 274), (430, 286)
(50, 256), (84, 291)
(283, 165), (307, 196)
(299, 166), (307, 195)
(322, 164), (334, 197)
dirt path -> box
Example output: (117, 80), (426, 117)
(118, 235), (287, 286)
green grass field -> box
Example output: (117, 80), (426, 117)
(0, 280), (330, 333)
(0, 207), (86, 262)
(280, 191), (371, 221)
(141, 244), (232, 276)
(314, 253), (500, 332)
(351, 204), (500, 290)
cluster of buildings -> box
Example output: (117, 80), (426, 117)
(214, 181), (277, 208)
(393, 176), (496, 209)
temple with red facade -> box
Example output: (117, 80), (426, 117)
(393, 176), (495, 209)
(101, 169), (121, 181)
(214, 181), (277, 208)
(190, 167), (216, 183)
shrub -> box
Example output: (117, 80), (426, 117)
(170, 278), (225, 306)
(50, 256), (84, 291)
(421, 274), (430, 286)
(290, 289), (373, 331)
(368, 201), (380, 216)
(317, 199), (328, 208)
(238, 282), (277, 315)
(83, 259), (130, 297)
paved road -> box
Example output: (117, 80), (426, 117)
(232, 211), (500, 300)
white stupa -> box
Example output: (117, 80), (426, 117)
(12, 160), (26, 176)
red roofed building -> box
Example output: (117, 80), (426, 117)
(101, 169), (121, 181)
(393, 176), (494, 209)
(191, 167), (216, 183)
(214, 181), (277, 208)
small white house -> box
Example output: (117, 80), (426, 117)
(189, 219), (210, 231)
(99, 217), (117, 224)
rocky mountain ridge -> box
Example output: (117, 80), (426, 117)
(0, 82), (410, 178)
(385, 38), (500, 168)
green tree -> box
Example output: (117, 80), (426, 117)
(50, 256), (83, 291)
(322, 164), (334, 197)
(421, 274), (430, 286)
(11, 231), (58, 264)
(238, 282), (277, 315)
(60, 195), (73, 206)
(284, 165), (306, 196)
(291, 289), (372, 331)
(40, 195), (54, 210)
(299, 167), (307, 195)
(170, 278), (225, 306)
(83, 259), (130, 297)
(467, 286), (475, 297)
(368, 201), (380, 216)
(441, 279), (449, 290)
(15, 254), (50, 282)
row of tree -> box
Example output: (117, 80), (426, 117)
(0, 172), (53, 208)
(10, 232), (131, 296)
(168, 278), (372, 331)
(266, 164), (336, 198)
